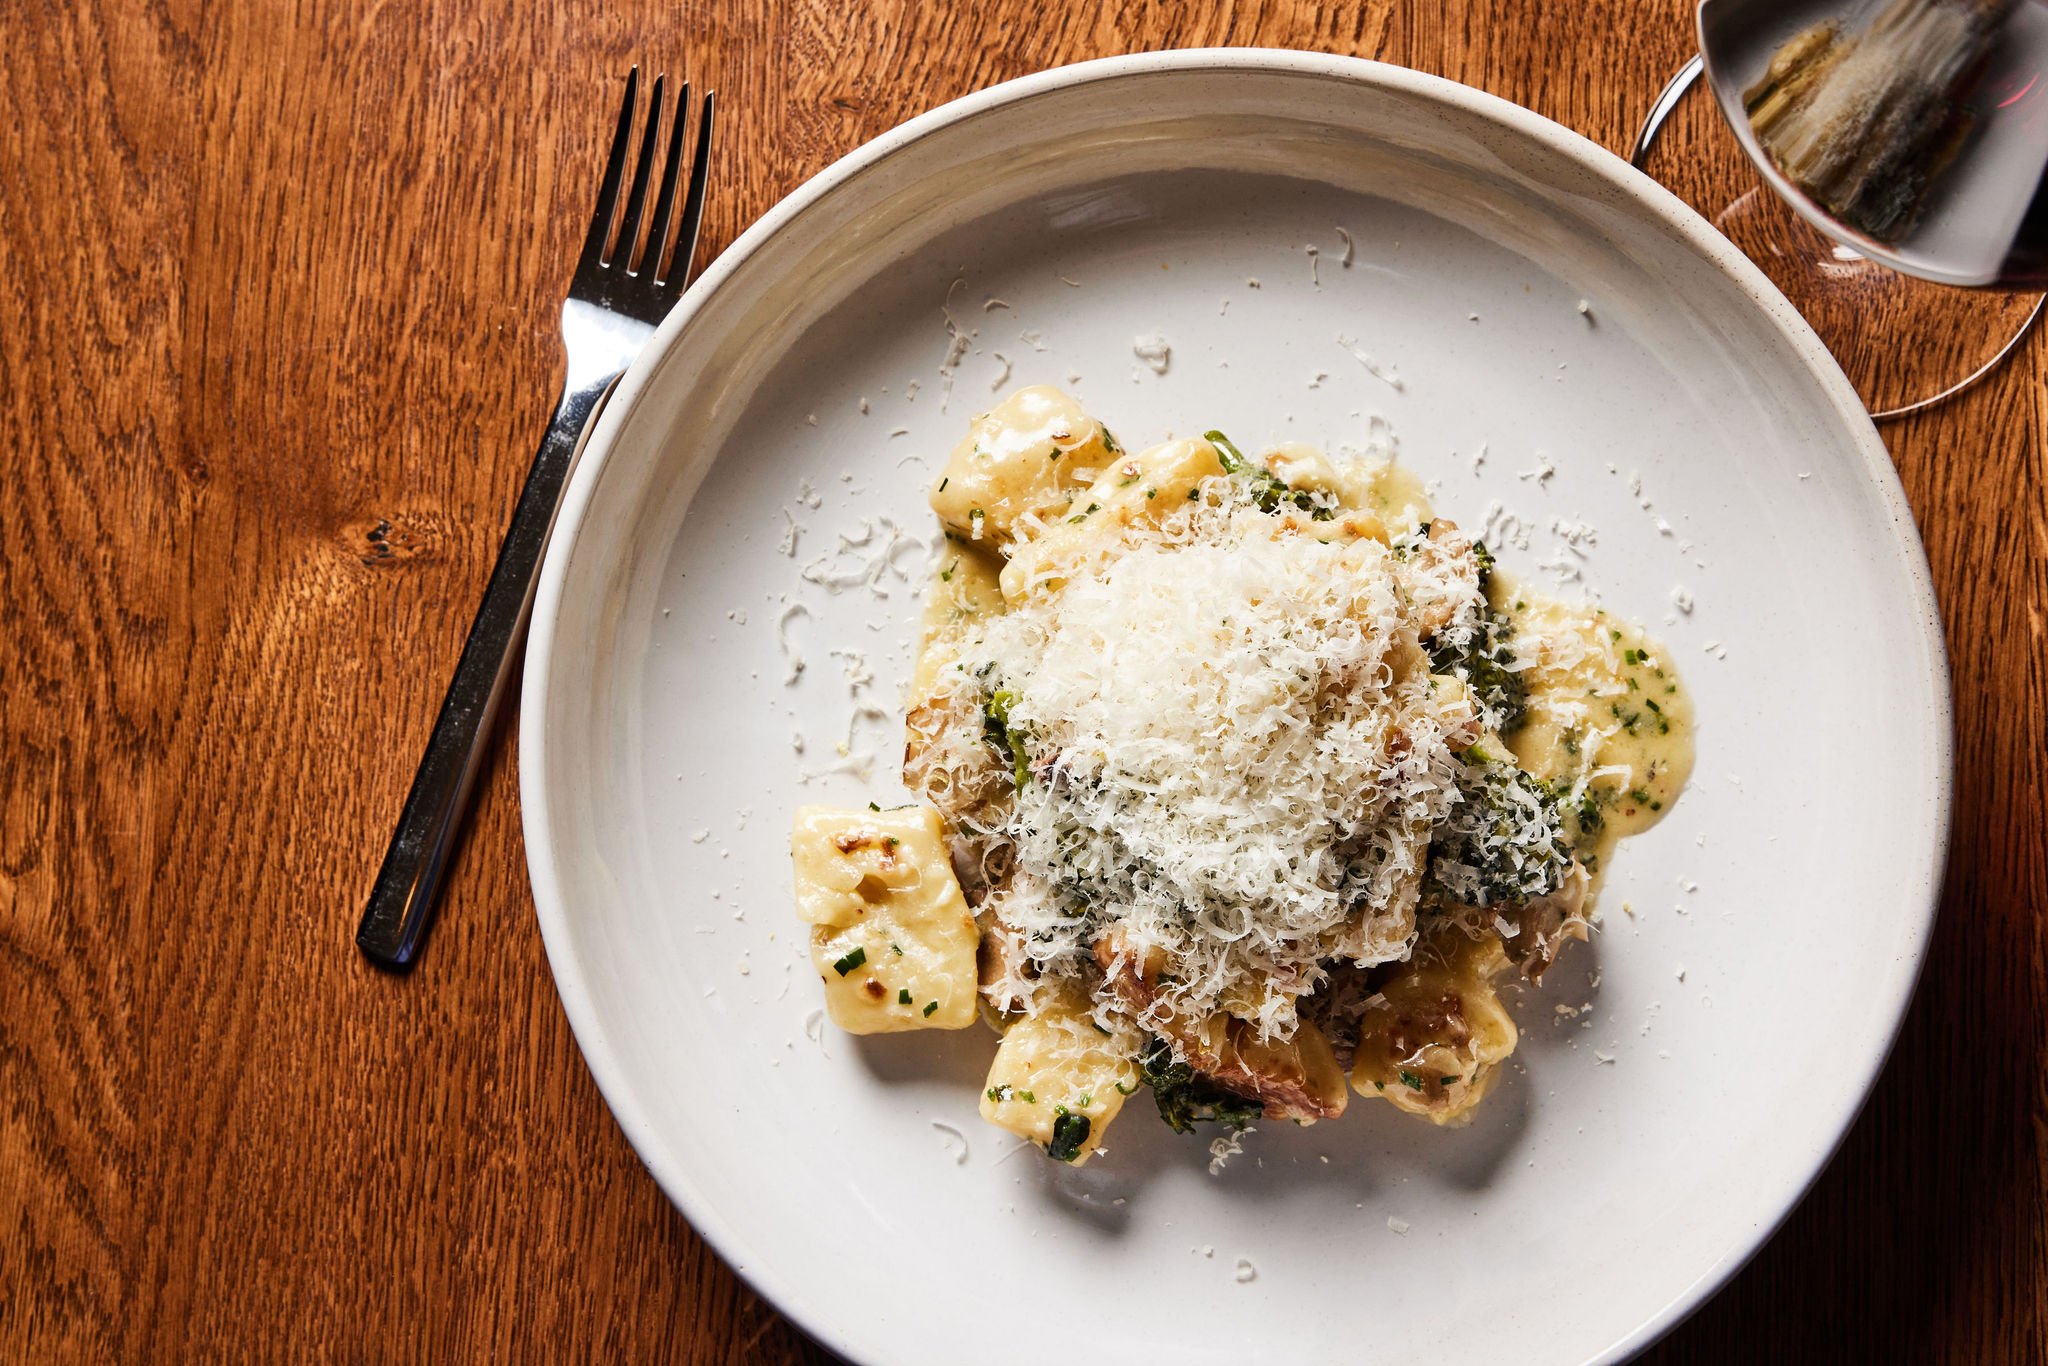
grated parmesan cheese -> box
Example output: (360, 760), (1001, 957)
(1132, 333), (1172, 375)
(1210, 1126), (1252, 1174)
(775, 601), (809, 682)
(928, 480), (1482, 1042)
(931, 1120), (970, 1164)
(1336, 333), (1403, 391)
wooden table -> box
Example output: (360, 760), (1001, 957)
(4, 1), (2041, 1360)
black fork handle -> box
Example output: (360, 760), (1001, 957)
(356, 374), (619, 970)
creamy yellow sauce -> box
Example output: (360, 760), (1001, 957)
(1353, 460), (1432, 535)
(1263, 444), (1431, 536)
(1502, 576), (1695, 881)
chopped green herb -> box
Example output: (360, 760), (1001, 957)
(1398, 1070), (1426, 1092)
(940, 562), (955, 582)
(898, 989), (913, 1005)
(1425, 753), (1570, 908)
(867, 801), (880, 811)
(1100, 426), (1124, 456)
(923, 1000), (939, 1017)
(937, 477), (949, 491)
(1017, 1090), (1036, 1104)
(982, 686), (1033, 788)
(1145, 488), (1157, 500)
(987, 1084), (1013, 1103)
(1137, 1038), (1260, 1134)
(1047, 1110), (1091, 1163)
(831, 946), (867, 976)
(1563, 783), (1606, 844)
(1206, 429), (1251, 472)
(890, 942), (904, 956)
(1611, 702), (1651, 735)
(1469, 538), (1496, 592)
(1422, 549), (1525, 733)
(1204, 428), (1334, 520)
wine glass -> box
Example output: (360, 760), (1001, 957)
(1631, 0), (2047, 419)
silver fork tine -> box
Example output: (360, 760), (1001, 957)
(611, 72), (667, 270)
(662, 89), (716, 287)
(577, 66), (640, 278)
(643, 80), (692, 283)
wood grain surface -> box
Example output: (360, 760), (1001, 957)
(1, 1), (2041, 1361)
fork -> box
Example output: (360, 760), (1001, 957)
(356, 68), (715, 970)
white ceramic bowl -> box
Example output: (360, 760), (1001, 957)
(522, 50), (1948, 1365)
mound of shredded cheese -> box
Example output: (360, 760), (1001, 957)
(934, 483), (1487, 1043)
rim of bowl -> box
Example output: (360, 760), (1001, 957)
(519, 47), (1952, 1365)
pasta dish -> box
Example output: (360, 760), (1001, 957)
(789, 386), (1692, 1164)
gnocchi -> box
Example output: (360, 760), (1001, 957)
(928, 385), (1112, 546)
(1351, 935), (1519, 1125)
(790, 805), (978, 1033)
(979, 992), (1140, 1164)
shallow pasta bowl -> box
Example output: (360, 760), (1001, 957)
(521, 49), (1949, 1365)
